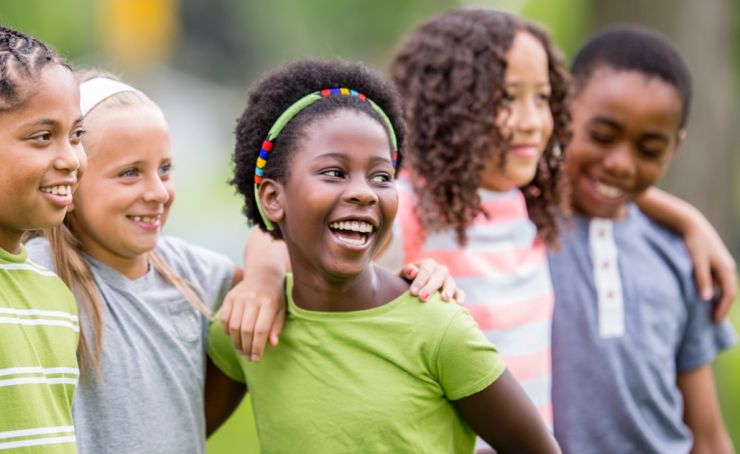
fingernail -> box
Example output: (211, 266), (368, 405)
(420, 290), (429, 301)
(406, 267), (415, 277)
(410, 286), (419, 295)
(251, 354), (260, 362)
(702, 288), (713, 300)
(442, 291), (451, 300)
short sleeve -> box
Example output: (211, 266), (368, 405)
(207, 314), (247, 383)
(676, 296), (737, 372)
(435, 308), (506, 400)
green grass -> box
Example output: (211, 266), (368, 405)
(207, 398), (259, 453)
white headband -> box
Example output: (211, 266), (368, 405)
(79, 77), (143, 116)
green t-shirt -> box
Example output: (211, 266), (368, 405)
(208, 274), (505, 453)
(0, 245), (79, 453)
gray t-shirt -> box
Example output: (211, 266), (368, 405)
(27, 236), (235, 454)
(549, 204), (736, 454)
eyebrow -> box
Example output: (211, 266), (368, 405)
(22, 115), (84, 129)
(504, 81), (551, 88)
(22, 118), (59, 128)
(314, 152), (392, 164)
(590, 116), (670, 143)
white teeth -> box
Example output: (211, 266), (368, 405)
(129, 215), (159, 224)
(329, 221), (374, 233)
(595, 182), (624, 198)
(41, 185), (72, 196)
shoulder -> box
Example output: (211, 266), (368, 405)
(156, 236), (234, 274)
(628, 206), (694, 283)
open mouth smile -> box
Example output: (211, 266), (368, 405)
(127, 214), (161, 231)
(40, 184), (74, 206)
(328, 220), (376, 248)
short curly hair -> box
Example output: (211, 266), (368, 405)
(571, 25), (692, 128)
(231, 59), (406, 239)
(391, 9), (571, 247)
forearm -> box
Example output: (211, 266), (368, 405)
(691, 429), (734, 454)
(455, 370), (561, 454)
(204, 359), (247, 436)
(244, 228), (290, 278)
(635, 187), (703, 234)
(678, 365), (734, 454)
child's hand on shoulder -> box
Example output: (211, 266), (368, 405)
(400, 258), (465, 304)
(219, 274), (285, 362)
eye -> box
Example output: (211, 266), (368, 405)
(638, 145), (665, 160)
(370, 172), (393, 184)
(159, 162), (173, 178)
(120, 168), (139, 178)
(536, 92), (551, 104)
(589, 131), (615, 145)
(69, 127), (86, 144)
(500, 92), (514, 104)
(30, 131), (52, 142)
(320, 168), (344, 178)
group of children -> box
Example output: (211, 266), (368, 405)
(0, 7), (737, 454)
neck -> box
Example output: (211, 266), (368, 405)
(80, 240), (150, 279)
(0, 230), (23, 255)
(291, 265), (386, 312)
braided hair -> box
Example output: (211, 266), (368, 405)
(231, 59), (406, 239)
(391, 9), (571, 247)
(0, 26), (69, 111)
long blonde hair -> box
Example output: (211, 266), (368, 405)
(43, 70), (209, 379)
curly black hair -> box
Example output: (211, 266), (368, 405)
(571, 25), (692, 128)
(0, 26), (69, 111)
(390, 9), (571, 247)
(231, 59), (406, 239)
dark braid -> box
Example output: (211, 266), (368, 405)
(0, 26), (67, 111)
(391, 10), (571, 247)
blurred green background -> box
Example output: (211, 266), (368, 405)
(3, 0), (738, 451)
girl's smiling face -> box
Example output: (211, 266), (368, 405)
(70, 105), (174, 278)
(0, 64), (85, 253)
(268, 109), (397, 281)
(481, 30), (553, 192)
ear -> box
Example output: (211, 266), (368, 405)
(676, 128), (687, 149)
(258, 179), (285, 224)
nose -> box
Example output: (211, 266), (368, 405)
(53, 141), (82, 174)
(143, 174), (171, 204)
(344, 177), (378, 206)
(510, 98), (546, 134)
(602, 143), (636, 180)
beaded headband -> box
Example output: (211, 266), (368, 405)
(254, 87), (399, 231)
(79, 77), (142, 116)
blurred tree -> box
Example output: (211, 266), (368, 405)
(589, 0), (740, 252)
(97, 0), (179, 71)
(0, 0), (92, 59)
(173, 0), (458, 84)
